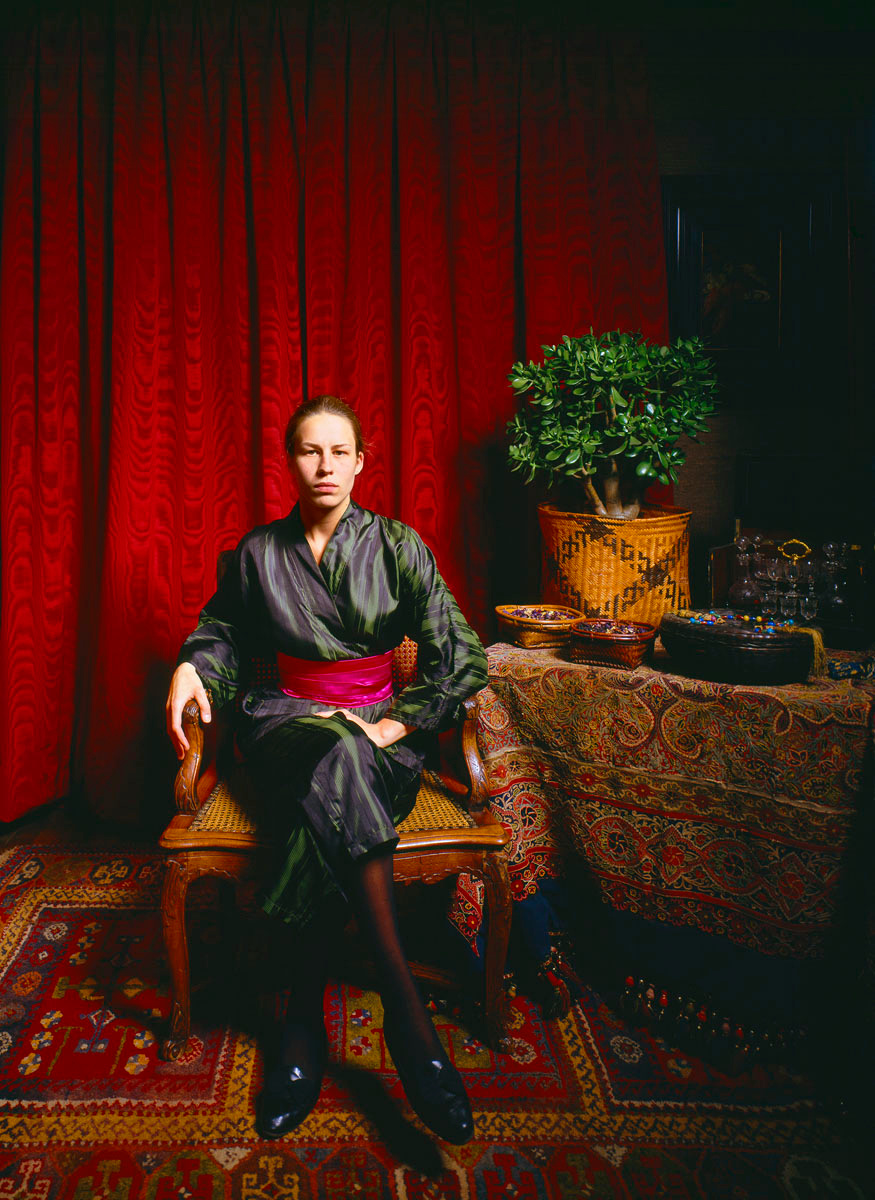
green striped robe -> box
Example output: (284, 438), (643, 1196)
(179, 501), (488, 927)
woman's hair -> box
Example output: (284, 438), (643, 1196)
(284, 395), (365, 456)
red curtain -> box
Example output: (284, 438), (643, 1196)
(0, 1), (668, 824)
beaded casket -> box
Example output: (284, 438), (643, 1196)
(659, 610), (814, 685)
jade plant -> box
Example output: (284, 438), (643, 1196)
(507, 331), (718, 519)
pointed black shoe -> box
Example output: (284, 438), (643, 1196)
(384, 1027), (474, 1144)
(255, 1062), (323, 1140)
(255, 1032), (327, 1140)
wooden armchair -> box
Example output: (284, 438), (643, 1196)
(159, 638), (511, 1060)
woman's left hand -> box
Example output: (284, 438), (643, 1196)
(315, 709), (413, 748)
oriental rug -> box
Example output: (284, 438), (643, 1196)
(0, 839), (866, 1198)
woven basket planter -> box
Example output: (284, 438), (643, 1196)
(538, 502), (692, 624)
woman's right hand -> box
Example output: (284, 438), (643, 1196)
(166, 662), (211, 759)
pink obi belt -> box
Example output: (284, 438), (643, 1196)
(276, 649), (394, 707)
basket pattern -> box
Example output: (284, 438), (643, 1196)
(495, 605), (581, 649)
(539, 504), (691, 624)
(566, 621), (656, 669)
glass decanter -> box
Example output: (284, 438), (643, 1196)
(818, 541), (853, 624)
(727, 535), (763, 611)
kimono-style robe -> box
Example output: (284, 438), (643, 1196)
(179, 501), (488, 928)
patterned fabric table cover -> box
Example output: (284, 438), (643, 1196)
(470, 643), (875, 959)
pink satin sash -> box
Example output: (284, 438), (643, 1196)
(276, 649), (394, 706)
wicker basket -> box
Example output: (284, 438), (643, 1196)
(539, 503), (691, 625)
(495, 604), (582, 648)
(659, 611), (814, 684)
(566, 619), (657, 668)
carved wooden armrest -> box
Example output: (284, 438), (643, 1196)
(460, 692), (490, 815)
(173, 699), (205, 815)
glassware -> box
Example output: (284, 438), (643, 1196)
(820, 540), (853, 624)
(766, 557), (784, 587)
(820, 572), (853, 624)
(762, 590), (778, 617)
(751, 547), (775, 590)
(779, 592), (798, 620)
(797, 555), (815, 592)
(799, 593), (818, 622)
(728, 535), (762, 611)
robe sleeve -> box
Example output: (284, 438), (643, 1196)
(386, 528), (488, 731)
(177, 543), (252, 710)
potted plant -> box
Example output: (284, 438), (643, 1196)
(507, 331), (717, 519)
(506, 331), (718, 621)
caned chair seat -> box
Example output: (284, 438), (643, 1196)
(185, 769), (477, 840)
(159, 637), (512, 1061)
(190, 777), (260, 836)
(397, 774), (475, 833)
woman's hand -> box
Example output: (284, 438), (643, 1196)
(166, 662), (212, 759)
(315, 709), (413, 749)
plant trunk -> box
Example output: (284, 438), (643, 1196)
(582, 476), (607, 516)
(600, 464), (641, 520)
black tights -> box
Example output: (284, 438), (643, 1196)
(280, 845), (441, 1067)
(278, 919), (331, 1073)
(346, 847), (443, 1057)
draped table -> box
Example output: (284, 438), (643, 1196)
(457, 643), (875, 1008)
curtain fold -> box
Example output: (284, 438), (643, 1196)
(0, 0), (668, 823)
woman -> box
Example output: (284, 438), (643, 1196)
(166, 396), (488, 1143)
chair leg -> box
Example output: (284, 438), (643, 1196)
(481, 852), (512, 1052)
(161, 857), (193, 1060)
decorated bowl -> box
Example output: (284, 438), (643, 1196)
(495, 604), (583, 648)
(565, 618), (657, 668)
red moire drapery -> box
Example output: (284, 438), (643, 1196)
(0, 1), (668, 824)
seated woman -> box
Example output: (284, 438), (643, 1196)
(165, 395), (488, 1143)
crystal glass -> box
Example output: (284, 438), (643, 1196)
(779, 592), (798, 620)
(761, 590), (778, 617)
(799, 593), (818, 622)
(766, 557), (784, 587)
(796, 555), (815, 591)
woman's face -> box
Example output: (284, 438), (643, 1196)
(288, 412), (364, 516)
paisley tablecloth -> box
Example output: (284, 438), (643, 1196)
(470, 643), (875, 960)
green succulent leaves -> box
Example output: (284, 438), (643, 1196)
(506, 331), (718, 497)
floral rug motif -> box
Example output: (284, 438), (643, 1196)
(0, 841), (866, 1198)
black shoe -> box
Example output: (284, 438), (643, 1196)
(384, 1027), (474, 1144)
(255, 1039), (326, 1140)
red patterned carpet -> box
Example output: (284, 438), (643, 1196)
(0, 830), (867, 1198)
